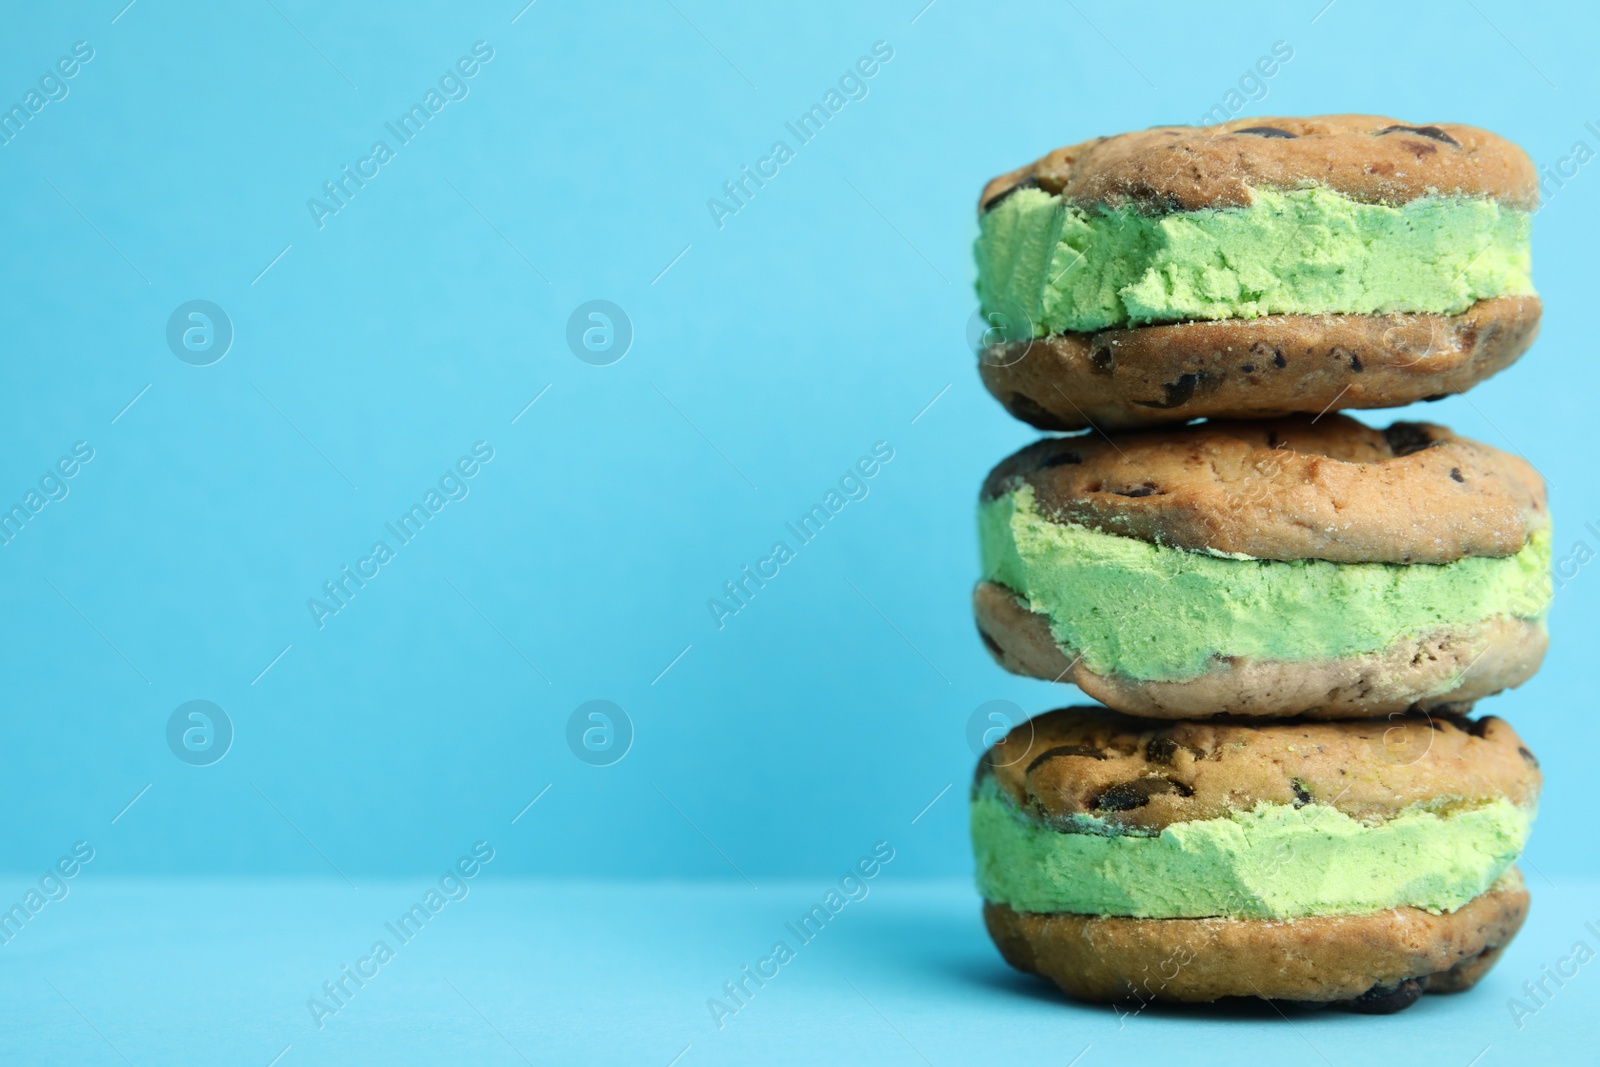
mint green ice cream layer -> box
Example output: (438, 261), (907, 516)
(974, 184), (1534, 334)
(971, 776), (1532, 919)
(979, 485), (1552, 683)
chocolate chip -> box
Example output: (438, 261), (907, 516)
(1004, 394), (1073, 431)
(1234, 126), (1298, 139)
(1089, 343), (1116, 375)
(1377, 124), (1459, 147)
(1382, 423), (1437, 457)
(1248, 341), (1285, 371)
(1240, 363), (1256, 374)
(1450, 467), (1464, 483)
(1134, 372), (1198, 410)
(1289, 778), (1313, 808)
(1039, 451), (1083, 469)
(1115, 483), (1159, 498)
(1145, 736), (1204, 763)
(1423, 393), (1448, 402)
(1518, 745), (1540, 768)
(1094, 777), (1192, 811)
(1340, 978), (1425, 1015)
(1326, 346), (1363, 372)
(1145, 737), (1179, 763)
(1026, 744), (1107, 774)
(981, 175), (1040, 213)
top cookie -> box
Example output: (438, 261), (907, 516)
(979, 115), (1538, 214)
(981, 706), (1540, 834)
(980, 414), (1546, 564)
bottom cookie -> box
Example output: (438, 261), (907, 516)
(976, 295), (1542, 432)
(983, 869), (1528, 1013)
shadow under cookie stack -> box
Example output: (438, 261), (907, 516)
(967, 115), (1552, 1014)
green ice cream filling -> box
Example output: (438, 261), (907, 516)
(970, 777), (1532, 918)
(979, 485), (1552, 683)
(974, 184), (1534, 334)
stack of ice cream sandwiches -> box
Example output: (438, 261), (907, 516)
(967, 115), (1552, 1013)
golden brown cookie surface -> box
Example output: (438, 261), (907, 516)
(979, 115), (1538, 214)
(979, 706), (1540, 835)
(983, 870), (1528, 1009)
(981, 414), (1546, 564)
(979, 296), (1541, 432)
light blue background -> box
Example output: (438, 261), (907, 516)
(2, 0), (1597, 1061)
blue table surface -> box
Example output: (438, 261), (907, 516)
(4, 875), (1597, 1065)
